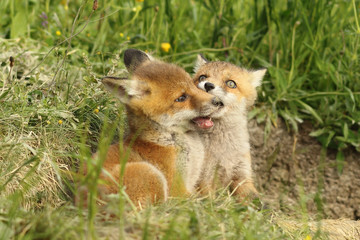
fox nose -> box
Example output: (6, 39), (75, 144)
(204, 82), (215, 92)
(212, 96), (224, 107)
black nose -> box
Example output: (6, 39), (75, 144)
(204, 82), (215, 92)
(212, 96), (224, 107)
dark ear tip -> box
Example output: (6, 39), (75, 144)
(124, 49), (140, 59)
(124, 49), (138, 68)
(198, 54), (209, 63)
(124, 49), (150, 72)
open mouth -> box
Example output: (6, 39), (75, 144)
(191, 116), (214, 129)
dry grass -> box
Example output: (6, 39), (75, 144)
(277, 218), (360, 240)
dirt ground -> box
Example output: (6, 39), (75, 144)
(249, 119), (360, 220)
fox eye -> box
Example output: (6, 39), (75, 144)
(175, 94), (188, 102)
(199, 75), (207, 81)
(225, 80), (237, 88)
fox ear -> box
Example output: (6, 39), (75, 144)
(124, 49), (153, 73)
(102, 76), (149, 104)
(194, 54), (209, 73)
(251, 69), (267, 88)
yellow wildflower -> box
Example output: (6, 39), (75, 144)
(97, 51), (101, 55)
(132, 5), (142, 12)
(136, 0), (144, 2)
(94, 108), (99, 114)
(56, 30), (61, 36)
(60, 0), (69, 10)
(161, 43), (171, 53)
(58, 120), (63, 125)
(87, 33), (91, 37)
(46, 120), (51, 125)
(119, 32), (124, 38)
(304, 235), (312, 240)
(127, 36), (131, 41)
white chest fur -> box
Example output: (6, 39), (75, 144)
(199, 104), (252, 183)
(175, 131), (205, 193)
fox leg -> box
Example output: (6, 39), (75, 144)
(75, 161), (168, 208)
(122, 162), (168, 207)
(194, 168), (217, 196)
(229, 178), (258, 202)
(100, 161), (169, 206)
(195, 178), (214, 196)
(221, 153), (258, 202)
(228, 164), (258, 202)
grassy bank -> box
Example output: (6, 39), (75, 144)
(0, 36), (292, 240)
(2, 0), (359, 154)
(1, 0), (359, 239)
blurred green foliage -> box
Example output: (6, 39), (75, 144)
(1, 0), (359, 156)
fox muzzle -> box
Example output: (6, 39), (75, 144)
(212, 96), (224, 107)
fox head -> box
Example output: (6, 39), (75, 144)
(193, 54), (266, 118)
(102, 49), (223, 132)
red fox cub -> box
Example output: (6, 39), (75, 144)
(193, 55), (266, 201)
(81, 49), (222, 207)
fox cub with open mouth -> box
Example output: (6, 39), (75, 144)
(78, 49), (222, 207)
(193, 55), (266, 201)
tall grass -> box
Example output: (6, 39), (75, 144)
(1, 0), (358, 154)
(0, 0), (359, 239)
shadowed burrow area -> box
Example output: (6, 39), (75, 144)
(250, 119), (360, 220)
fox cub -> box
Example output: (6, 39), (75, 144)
(193, 55), (266, 201)
(80, 49), (222, 207)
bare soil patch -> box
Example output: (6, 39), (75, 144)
(250, 119), (360, 220)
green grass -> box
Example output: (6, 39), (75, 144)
(0, 0), (359, 239)
(2, 0), (358, 154)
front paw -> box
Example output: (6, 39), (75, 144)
(230, 181), (258, 202)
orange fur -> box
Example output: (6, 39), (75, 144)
(77, 49), (221, 207)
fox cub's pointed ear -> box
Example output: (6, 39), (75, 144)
(124, 49), (153, 73)
(194, 54), (209, 73)
(251, 69), (267, 88)
(102, 76), (149, 104)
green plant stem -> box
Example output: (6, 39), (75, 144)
(25, 8), (95, 82)
(353, 0), (360, 33)
(288, 21), (299, 86)
(49, 0), (89, 88)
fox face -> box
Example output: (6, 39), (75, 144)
(102, 49), (223, 132)
(193, 55), (266, 119)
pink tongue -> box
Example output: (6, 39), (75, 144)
(192, 117), (214, 129)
